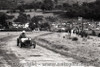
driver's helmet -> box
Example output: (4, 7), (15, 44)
(22, 30), (26, 34)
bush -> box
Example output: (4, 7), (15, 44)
(29, 16), (43, 30)
(92, 30), (96, 36)
(7, 15), (14, 19)
(45, 16), (58, 22)
(72, 37), (78, 41)
(64, 1), (100, 21)
(14, 13), (27, 25)
(41, 0), (54, 10)
(0, 12), (9, 29)
(80, 31), (88, 37)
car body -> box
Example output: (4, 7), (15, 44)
(17, 37), (36, 48)
(84, 28), (93, 35)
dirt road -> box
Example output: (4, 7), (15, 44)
(0, 32), (94, 67)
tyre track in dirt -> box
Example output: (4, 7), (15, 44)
(0, 31), (92, 67)
(33, 33), (95, 67)
(2, 32), (53, 67)
(0, 32), (40, 67)
(5, 32), (82, 67)
(0, 35), (22, 67)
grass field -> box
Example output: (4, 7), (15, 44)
(36, 32), (100, 67)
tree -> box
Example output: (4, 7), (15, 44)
(54, 0), (58, 3)
(17, 5), (25, 12)
(40, 22), (50, 31)
(0, 12), (9, 29)
(29, 16), (43, 30)
(0, 0), (17, 10)
(41, 0), (54, 10)
(63, 1), (100, 21)
(14, 13), (27, 24)
(63, 3), (71, 10)
(34, 2), (42, 11)
(45, 16), (58, 22)
(29, 22), (37, 30)
(33, 2), (39, 11)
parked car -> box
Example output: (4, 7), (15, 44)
(84, 28), (100, 36)
(92, 28), (100, 37)
(84, 28), (93, 35)
(56, 24), (67, 32)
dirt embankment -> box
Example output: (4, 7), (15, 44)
(34, 32), (99, 67)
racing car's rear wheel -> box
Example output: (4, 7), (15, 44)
(33, 44), (36, 48)
(31, 43), (36, 48)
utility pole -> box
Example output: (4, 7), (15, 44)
(78, 17), (83, 31)
(82, 17), (83, 32)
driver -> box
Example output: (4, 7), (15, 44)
(19, 30), (26, 39)
(17, 30), (27, 46)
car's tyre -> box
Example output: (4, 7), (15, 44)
(34, 44), (36, 48)
(19, 43), (22, 48)
(17, 38), (19, 46)
(32, 44), (36, 48)
(17, 42), (19, 46)
(92, 30), (96, 36)
(98, 33), (100, 37)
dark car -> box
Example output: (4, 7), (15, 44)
(17, 37), (36, 48)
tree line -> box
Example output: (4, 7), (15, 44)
(14, 13), (50, 31)
(18, 0), (54, 11)
(63, 1), (100, 21)
(17, 0), (100, 21)
(0, 12), (51, 30)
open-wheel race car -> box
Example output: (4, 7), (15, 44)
(17, 37), (36, 48)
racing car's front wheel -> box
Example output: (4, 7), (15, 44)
(19, 43), (23, 48)
(17, 38), (19, 46)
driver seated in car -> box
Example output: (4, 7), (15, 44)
(19, 30), (29, 42)
(17, 30), (27, 46)
(19, 30), (26, 39)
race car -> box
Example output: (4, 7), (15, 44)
(17, 37), (36, 48)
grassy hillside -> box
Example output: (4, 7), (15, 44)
(21, 0), (42, 3)
(57, 0), (96, 5)
(22, 0), (96, 4)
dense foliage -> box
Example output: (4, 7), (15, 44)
(45, 16), (58, 22)
(1, 0), (100, 21)
(64, 1), (100, 21)
(29, 16), (43, 30)
(0, 12), (10, 29)
(29, 16), (50, 30)
(0, 0), (16, 10)
(14, 13), (27, 24)
(41, 0), (54, 11)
